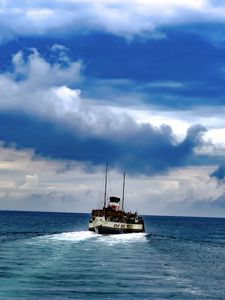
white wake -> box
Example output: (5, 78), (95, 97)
(97, 232), (147, 245)
(48, 230), (96, 242)
(36, 231), (147, 245)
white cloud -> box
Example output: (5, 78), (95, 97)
(12, 48), (82, 87)
(0, 49), (83, 121)
(0, 0), (225, 40)
(26, 9), (54, 20)
(0, 49), (140, 138)
(145, 81), (185, 89)
(19, 174), (39, 190)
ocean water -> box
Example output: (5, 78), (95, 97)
(0, 211), (225, 299)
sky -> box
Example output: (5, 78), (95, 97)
(1, 0), (225, 216)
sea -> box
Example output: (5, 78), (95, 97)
(0, 211), (225, 300)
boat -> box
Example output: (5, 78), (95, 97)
(88, 164), (145, 234)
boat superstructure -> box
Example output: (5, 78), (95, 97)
(88, 164), (145, 234)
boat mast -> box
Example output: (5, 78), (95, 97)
(103, 163), (108, 208)
(121, 172), (125, 211)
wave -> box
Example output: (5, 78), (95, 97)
(38, 231), (148, 245)
(96, 232), (147, 245)
(47, 230), (96, 242)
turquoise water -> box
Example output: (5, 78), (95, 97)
(0, 211), (225, 299)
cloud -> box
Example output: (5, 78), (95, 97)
(1, 145), (225, 216)
(0, 48), (82, 118)
(0, 111), (208, 176)
(0, 48), (216, 175)
(1, 1), (225, 41)
(11, 47), (82, 86)
(0, 145), (96, 212)
(210, 164), (225, 180)
(19, 174), (39, 190)
(2, 47), (225, 179)
(144, 81), (185, 89)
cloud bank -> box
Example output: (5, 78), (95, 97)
(0, 145), (224, 216)
(1, 0), (225, 40)
(0, 48), (211, 175)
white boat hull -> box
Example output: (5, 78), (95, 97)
(89, 216), (144, 234)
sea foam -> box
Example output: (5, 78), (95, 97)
(42, 231), (147, 245)
(48, 230), (96, 242)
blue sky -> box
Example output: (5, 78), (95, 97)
(1, 0), (225, 216)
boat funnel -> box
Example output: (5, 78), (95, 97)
(109, 196), (120, 210)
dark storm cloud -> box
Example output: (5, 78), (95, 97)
(211, 164), (225, 180)
(0, 112), (207, 175)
